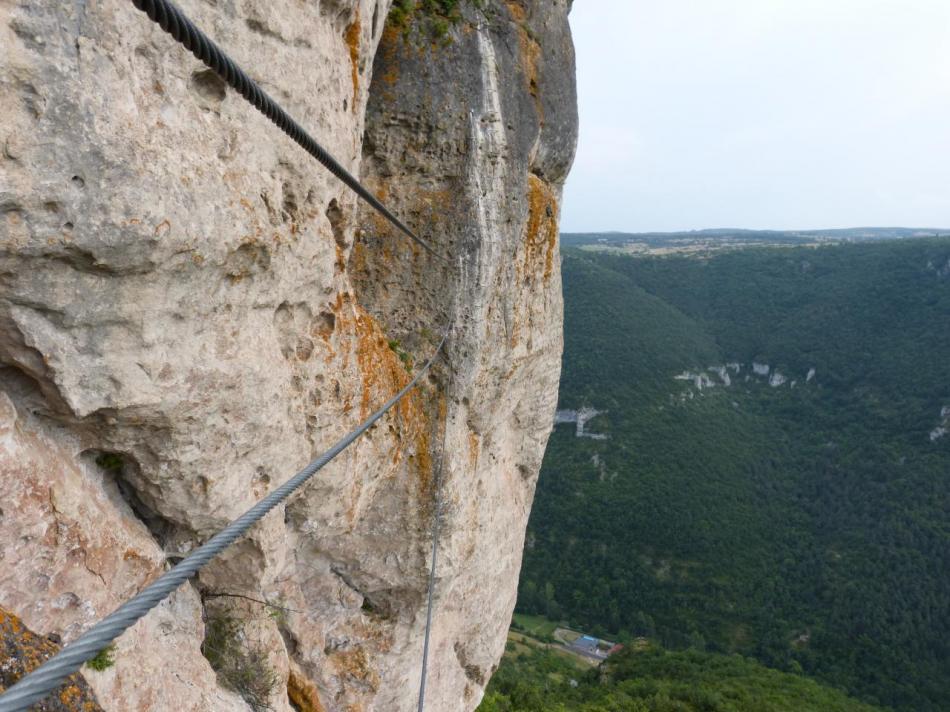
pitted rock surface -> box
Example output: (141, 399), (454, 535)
(0, 1), (576, 709)
(0, 606), (102, 712)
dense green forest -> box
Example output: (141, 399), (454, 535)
(481, 639), (883, 712)
(508, 238), (950, 710)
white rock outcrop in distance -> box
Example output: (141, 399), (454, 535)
(769, 372), (787, 388)
(0, 1), (577, 710)
(554, 408), (608, 440)
(674, 371), (715, 390)
(931, 406), (949, 442)
(673, 362), (815, 392)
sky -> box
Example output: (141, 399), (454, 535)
(561, 0), (950, 233)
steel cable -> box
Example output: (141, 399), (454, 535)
(417, 257), (463, 711)
(127, 0), (446, 262)
(0, 2), (463, 707)
(417, 400), (447, 711)
(0, 330), (448, 712)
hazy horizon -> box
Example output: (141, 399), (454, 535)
(562, 1), (950, 233)
(560, 225), (950, 235)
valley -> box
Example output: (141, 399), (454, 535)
(481, 236), (950, 711)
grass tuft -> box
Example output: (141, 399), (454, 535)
(201, 615), (279, 712)
(86, 644), (117, 672)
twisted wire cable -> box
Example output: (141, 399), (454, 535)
(417, 399), (448, 712)
(128, 0), (446, 262)
(417, 260), (463, 710)
(0, 330), (449, 712)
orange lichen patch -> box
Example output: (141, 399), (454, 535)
(506, 2), (542, 121)
(413, 187), (454, 225)
(367, 206), (396, 244)
(330, 647), (380, 691)
(122, 548), (148, 564)
(320, 291), (350, 369)
(287, 669), (326, 712)
(347, 617), (395, 654)
(378, 24), (404, 87)
(522, 174), (559, 282)
(342, 305), (436, 491)
(409, 421), (434, 495)
(374, 179), (390, 204)
(351, 309), (411, 420)
(344, 15), (362, 112)
(335, 241), (347, 273)
(59, 685), (82, 706)
(0, 606), (104, 710)
(468, 431), (480, 467)
(506, 1), (526, 22)
(313, 314), (336, 344)
(349, 237), (369, 280)
(406, 391), (444, 500)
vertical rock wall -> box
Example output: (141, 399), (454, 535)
(0, 0), (576, 709)
(351, 1), (577, 707)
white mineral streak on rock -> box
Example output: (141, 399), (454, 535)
(345, 3), (579, 710)
(769, 372), (787, 387)
(0, 0), (578, 710)
(467, 26), (508, 311)
(753, 362), (770, 376)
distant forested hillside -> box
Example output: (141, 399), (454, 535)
(515, 238), (950, 711)
(561, 227), (949, 248)
(481, 641), (885, 712)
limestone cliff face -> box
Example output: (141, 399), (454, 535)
(0, 0), (576, 709)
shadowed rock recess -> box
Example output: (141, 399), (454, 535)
(0, 0), (576, 709)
